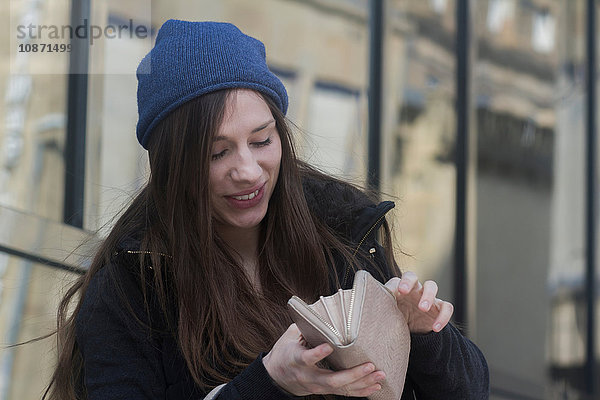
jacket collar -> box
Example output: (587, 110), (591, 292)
(350, 200), (395, 245)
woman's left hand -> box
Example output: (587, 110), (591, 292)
(385, 271), (454, 334)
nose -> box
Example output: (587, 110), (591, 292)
(230, 147), (262, 183)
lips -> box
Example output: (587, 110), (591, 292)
(225, 183), (266, 209)
(230, 188), (260, 201)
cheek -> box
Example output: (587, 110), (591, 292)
(208, 164), (226, 196)
(270, 138), (283, 172)
(271, 149), (282, 171)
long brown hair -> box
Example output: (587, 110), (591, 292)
(43, 89), (398, 399)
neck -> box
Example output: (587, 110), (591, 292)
(216, 223), (261, 263)
(216, 223), (262, 292)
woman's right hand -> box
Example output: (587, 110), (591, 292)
(262, 324), (385, 397)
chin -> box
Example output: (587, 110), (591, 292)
(227, 213), (266, 230)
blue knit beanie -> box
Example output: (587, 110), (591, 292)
(135, 20), (288, 149)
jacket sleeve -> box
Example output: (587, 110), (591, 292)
(215, 354), (299, 400)
(76, 264), (296, 400)
(405, 325), (489, 399)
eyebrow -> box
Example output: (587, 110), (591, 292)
(214, 119), (275, 142)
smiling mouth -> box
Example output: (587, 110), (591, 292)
(230, 188), (260, 201)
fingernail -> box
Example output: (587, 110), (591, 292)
(399, 283), (409, 292)
(420, 301), (429, 310)
(434, 323), (442, 331)
(364, 364), (374, 373)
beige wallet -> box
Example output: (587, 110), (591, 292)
(287, 270), (410, 400)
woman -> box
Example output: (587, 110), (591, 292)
(45, 20), (489, 399)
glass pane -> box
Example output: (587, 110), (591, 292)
(84, 1), (152, 232)
(474, 0), (586, 398)
(305, 84), (364, 178)
(383, 0), (457, 301)
(3, 0), (71, 222)
(0, 254), (80, 399)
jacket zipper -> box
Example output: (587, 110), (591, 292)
(124, 250), (173, 259)
(343, 213), (388, 287)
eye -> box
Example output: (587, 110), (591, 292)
(211, 149), (227, 160)
(253, 137), (272, 147)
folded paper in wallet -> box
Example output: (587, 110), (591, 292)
(287, 270), (410, 400)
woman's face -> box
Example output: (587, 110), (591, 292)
(209, 90), (282, 231)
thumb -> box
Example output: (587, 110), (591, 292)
(385, 277), (401, 297)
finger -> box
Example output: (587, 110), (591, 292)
(340, 379), (384, 397)
(286, 324), (310, 347)
(419, 280), (438, 312)
(283, 323), (303, 339)
(315, 362), (376, 390)
(397, 271), (419, 294)
(297, 343), (333, 366)
(344, 370), (386, 391)
(351, 383), (383, 397)
(385, 277), (401, 294)
(432, 300), (454, 332)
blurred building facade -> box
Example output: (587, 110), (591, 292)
(0, 0), (599, 399)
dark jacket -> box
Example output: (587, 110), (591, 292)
(75, 177), (489, 399)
